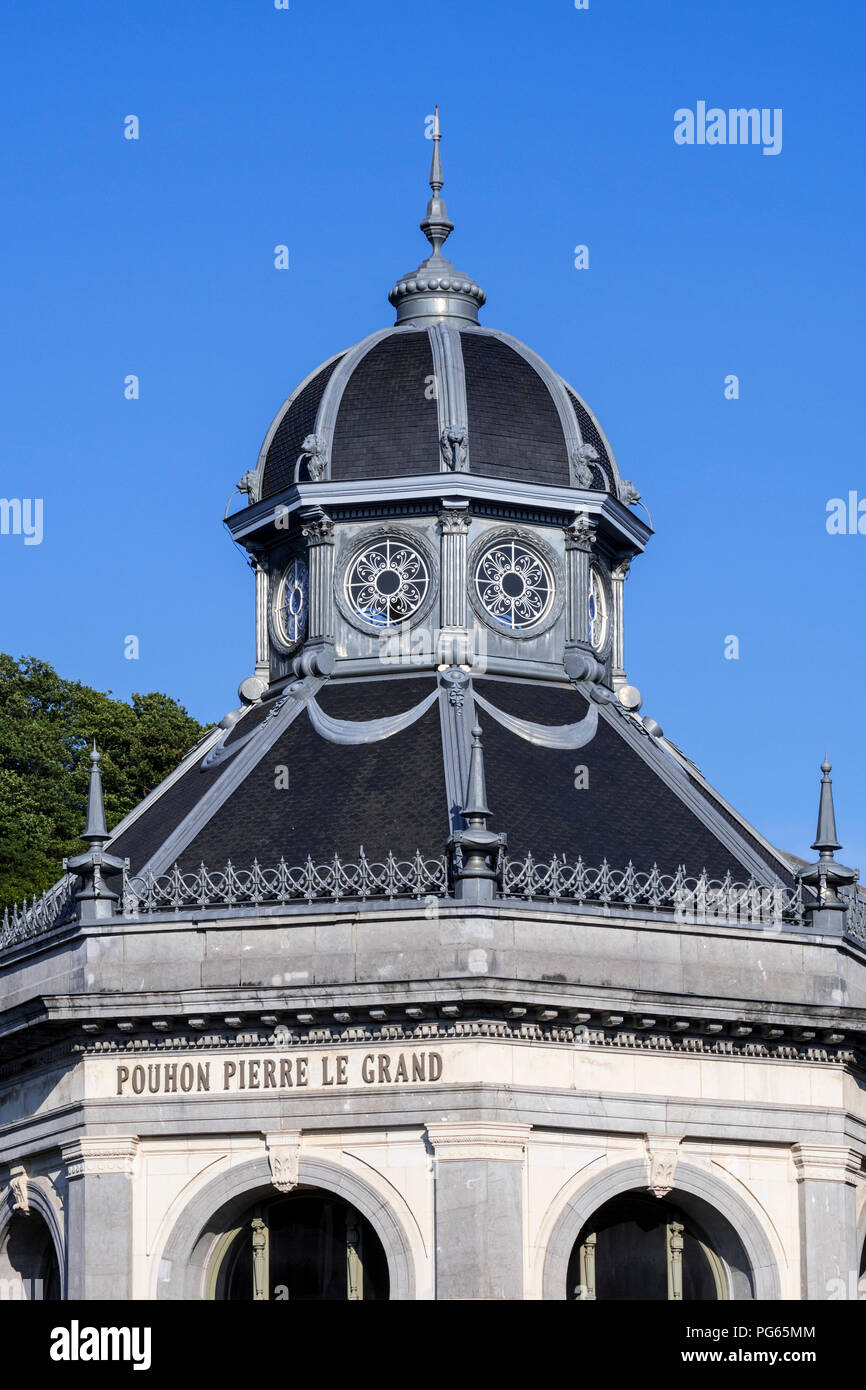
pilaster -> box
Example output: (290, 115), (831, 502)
(427, 1122), (529, 1300)
(295, 506), (336, 677)
(254, 555), (269, 676)
(563, 513), (603, 683)
(61, 1137), (139, 1300)
(437, 500), (472, 666)
(792, 1143), (861, 1299)
(610, 560), (630, 688)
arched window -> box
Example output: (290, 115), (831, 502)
(210, 1191), (390, 1301)
(0, 1211), (61, 1300)
(567, 1192), (726, 1301)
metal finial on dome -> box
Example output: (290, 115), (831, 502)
(419, 105), (453, 257)
(429, 105), (443, 195)
(389, 107), (486, 325)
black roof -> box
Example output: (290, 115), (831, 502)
(106, 674), (790, 889)
(258, 326), (619, 500)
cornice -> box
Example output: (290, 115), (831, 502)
(1, 1004), (861, 1086)
(227, 475), (651, 552)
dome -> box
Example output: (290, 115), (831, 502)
(251, 108), (637, 509)
(256, 325), (626, 501)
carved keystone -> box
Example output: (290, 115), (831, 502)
(265, 1132), (302, 1194)
(644, 1135), (683, 1199)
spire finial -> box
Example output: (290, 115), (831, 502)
(429, 104), (443, 196)
(813, 754), (841, 858)
(66, 739), (125, 921)
(464, 723), (491, 824)
(797, 753), (857, 920)
(420, 104), (454, 258)
(388, 107), (486, 323)
(83, 740), (109, 843)
(448, 720), (506, 902)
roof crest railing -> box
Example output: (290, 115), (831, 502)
(0, 849), (850, 949)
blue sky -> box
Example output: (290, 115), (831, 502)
(1, 0), (864, 869)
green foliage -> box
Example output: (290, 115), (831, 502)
(0, 654), (211, 907)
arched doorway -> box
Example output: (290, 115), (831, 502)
(0, 1211), (61, 1300)
(566, 1192), (726, 1300)
(209, 1191), (390, 1301)
(543, 1159), (779, 1300)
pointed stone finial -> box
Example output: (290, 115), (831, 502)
(448, 720), (506, 902)
(813, 754), (842, 857)
(799, 755), (857, 928)
(83, 741), (109, 843)
(389, 107), (486, 324)
(66, 741), (125, 922)
(464, 724), (491, 823)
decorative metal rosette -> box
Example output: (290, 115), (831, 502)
(278, 557), (309, 646)
(588, 564), (608, 650)
(474, 539), (554, 631)
(345, 539), (430, 627)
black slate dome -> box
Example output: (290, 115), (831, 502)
(256, 323), (624, 501)
(253, 109), (633, 508)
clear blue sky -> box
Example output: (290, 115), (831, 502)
(1, 0), (864, 870)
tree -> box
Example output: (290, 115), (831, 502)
(0, 654), (211, 907)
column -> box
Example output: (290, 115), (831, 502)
(792, 1144), (861, 1299)
(563, 514), (602, 683)
(427, 1123), (529, 1300)
(610, 560), (630, 688)
(61, 1137), (139, 1300)
(437, 500), (472, 667)
(296, 506), (336, 677)
(254, 554), (269, 677)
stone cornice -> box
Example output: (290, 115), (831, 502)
(1, 1005), (861, 1085)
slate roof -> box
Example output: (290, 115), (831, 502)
(460, 332), (569, 486)
(257, 326), (620, 499)
(104, 674), (791, 890)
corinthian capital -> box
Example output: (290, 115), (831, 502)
(300, 506), (334, 545)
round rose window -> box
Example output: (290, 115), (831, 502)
(474, 539), (554, 631)
(345, 539), (430, 627)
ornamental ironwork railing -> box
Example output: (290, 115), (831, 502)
(9, 851), (866, 949)
(0, 875), (76, 950)
(123, 850), (450, 914)
(499, 853), (806, 926)
(840, 886), (866, 945)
